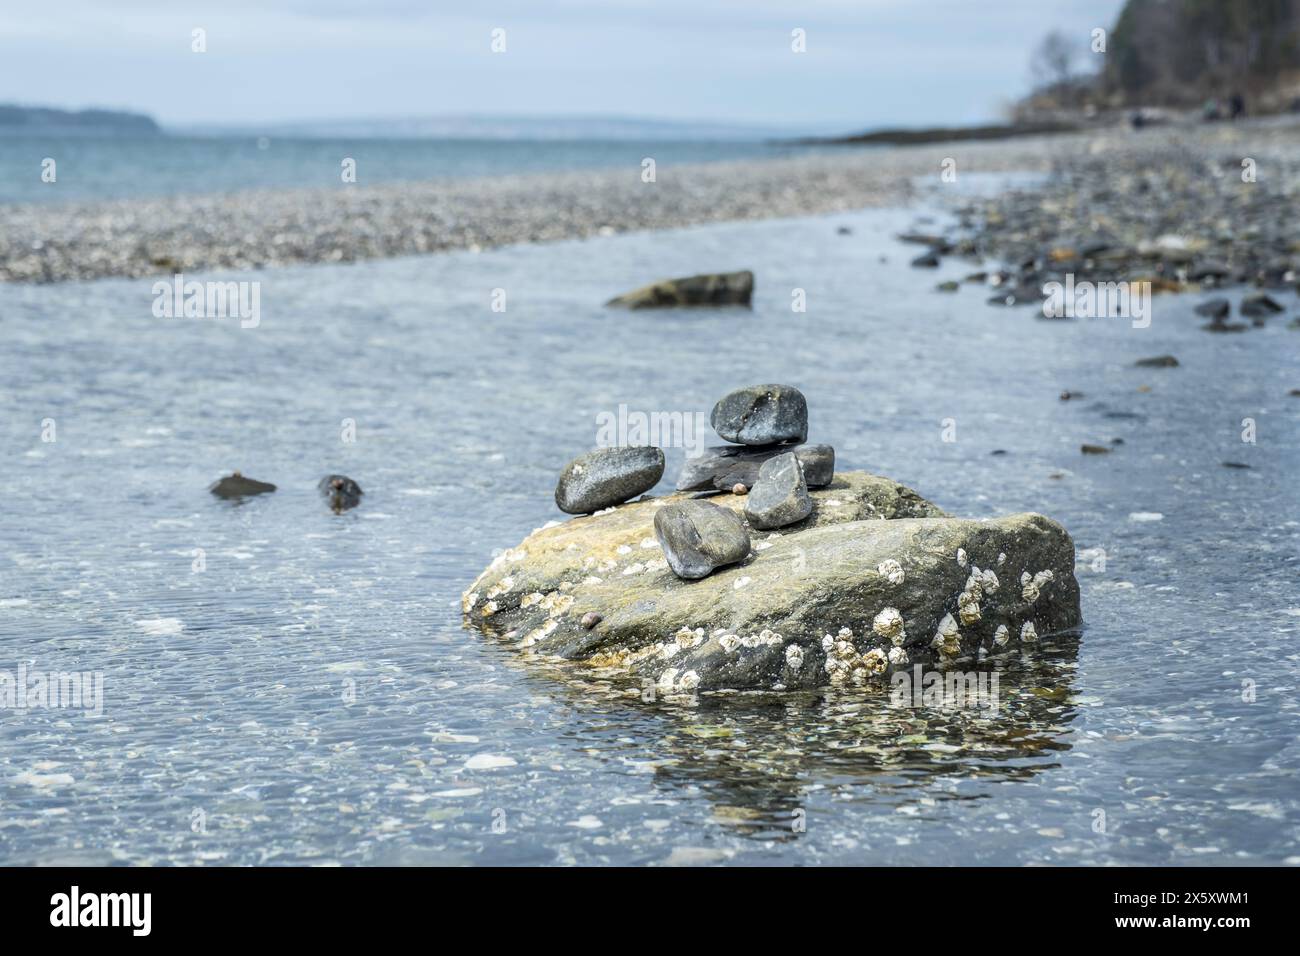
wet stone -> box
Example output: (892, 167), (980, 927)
(675, 442), (834, 492)
(209, 472), (276, 499)
(1241, 292), (1284, 318)
(320, 474), (363, 513)
(1194, 297), (1230, 320)
(1135, 354), (1179, 368)
(653, 499), (752, 580)
(744, 452), (814, 530)
(605, 270), (754, 309)
(710, 384), (808, 446)
(555, 446), (665, 514)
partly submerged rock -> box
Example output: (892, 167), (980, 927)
(653, 500), (752, 580)
(605, 270), (754, 309)
(462, 471), (1078, 692)
(1194, 297), (1230, 320)
(1240, 292), (1283, 318)
(555, 446), (665, 515)
(1135, 354), (1179, 368)
(209, 472), (276, 499)
(320, 474), (363, 512)
(710, 384), (808, 446)
(744, 452), (813, 530)
(676, 443), (834, 492)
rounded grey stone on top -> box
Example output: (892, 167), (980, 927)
(744, 452), (813, 530)
(555, 446), (665, 515)
(710, 384), (808, 445)
(653, 499), (752, 580)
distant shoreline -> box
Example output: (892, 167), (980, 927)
(785, 119), (1083, 147)
(4, 120), (1294, 285)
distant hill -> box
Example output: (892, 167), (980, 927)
(0, 104), (161, 135)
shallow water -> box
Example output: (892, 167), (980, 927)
(1, 200), (1297, 865)
(0, 134), (825, 205)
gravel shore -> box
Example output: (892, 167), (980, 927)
(0, 138), (1060, 284)
(5, 120), (1300, 285)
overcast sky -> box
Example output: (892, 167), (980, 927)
(2, 0), (1127, 131)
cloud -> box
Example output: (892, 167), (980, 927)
(0, 0), (1127, 127)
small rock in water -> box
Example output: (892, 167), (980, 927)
(1080, 444), (1112, 455)
(319, 474), (363, 513)
(710, 384), (808, 446)
(731, 483), (748, 495)
(1202, 319), (1248, 333)
(555, 446), (665, 515)
(1221, 461), (1251, 469)
(1135, 354), (1179, 368)
(605, 271), (754, 309)
(935, 280), (959, 292)
(744, 452), (814, 530)
(1194, 297), (1230, 320)
(676, 441), (833, 491)
(653, 499), (752, 580)
(1240, 292), (1283, 318)
(1060, 390), (1083, 401)
(580, 612), (603, 629)
(911, 251), (940, 268)
(209, 471), (276, 499)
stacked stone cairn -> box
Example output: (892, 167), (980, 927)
(554, 384), (834, 581)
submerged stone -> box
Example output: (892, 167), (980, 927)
(320, 474), (363, 512)
(1241, 292), (1283, 317)
(555, 446), (665, 515)
(209, 472), (276, 499)
(710, 384), (808, 446)
(605, 271), (754, 309)
(1194, 297), (1230, 320)
(1135, 354), (1179, 368)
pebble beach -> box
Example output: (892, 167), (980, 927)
(9, 119), (1300, 287)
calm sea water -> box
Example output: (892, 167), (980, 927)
(1, 200), (1297, 865)
(0, 134), (824, 205)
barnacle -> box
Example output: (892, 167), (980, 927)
(1021, 569), (1055, 603)
(862, 648), (889, 675)
(931, 613), (961, 658)
(675, 627), (704, 648)
(877, 559), (905, 585)
(872, 607), (906, 643)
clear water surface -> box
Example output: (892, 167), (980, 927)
(1, 200), (1297, 865)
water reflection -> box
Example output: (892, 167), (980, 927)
(485, 629), (1083, 839)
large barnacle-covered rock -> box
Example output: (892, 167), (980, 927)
(462, 471), (1081, 692)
